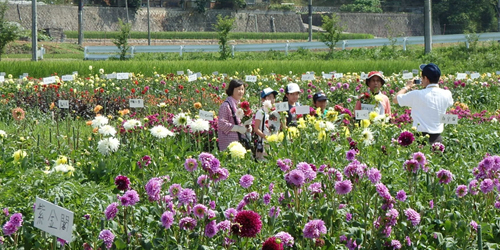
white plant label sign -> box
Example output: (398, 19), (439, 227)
(117, 73), (129, 80)
(43, 76), (56, 85)
(456, 73), (467, 80)
(412, 69), (419, 74)
(470, 73), (480, 79)
(334, 73), (344, 78)
(199, 110), (214, 121)
(301, 74), (315, 81)
(275, 102), (289, 112)
(106, 73), (117, 79)
(34, 197), (74, 242)
(296, 106), (310, 115)
(355, 110), (369, 120)
(188, 74), (197, 82)
(58, 100), (69, 109)
(61, 75), (74, 81)
(0, 76), (4, 82)
(402, 72), (414, 80)
(177, 71), (184, 75)
(360, 73), (368, 80)
(322, 74), (333, 79)
(440, 114), (458, 124)
(196, 72), (202, 78)
(245, 75), (257, 82)
(129, 99), (144, 108)
(361, 104), (375, 111)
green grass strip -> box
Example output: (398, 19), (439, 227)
(0, 60), (417, 78)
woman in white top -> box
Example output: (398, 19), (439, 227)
(253, 87), (278, 160)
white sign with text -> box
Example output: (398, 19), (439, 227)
(117, 73), (129, 80)
(43, 76), (56, 85)
(199, 110), (214, 121)
(61, 75), (74, 81)
(301, 74), (315, 81)
(34, 197), (74, 242)
(360, 104), (375, 111)
(188, 74), (197, 82)
(177, 71), (184, 75)
(129, 99), (144, 108)
(470, 73), (480, 79)
(245, 75), (257, 82)
(355, 110), (369, 120)
(275, 102), (289, 112)
(58, 100), (69, 109)
(402, 72), (414, 80)
(440, 114), (458, 124)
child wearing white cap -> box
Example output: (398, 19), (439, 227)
(253, 87), (278, 160)
(283, 83), (301, 127)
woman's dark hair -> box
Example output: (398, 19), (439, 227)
(225, 79), (245, 96)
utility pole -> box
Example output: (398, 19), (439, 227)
(125, 0), (129, 23)
(308, 0), (312, 42)
(147, 0), (151, 45)
(424, 0), (432, 54)
(78, 0), (83, 46)
(31, 0), (37, 61)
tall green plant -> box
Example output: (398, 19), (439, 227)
(319, 14), (344, 54)
(0, 1), (19, 61)
(113, 18), (132, 60)
(213, 14), (235, 60)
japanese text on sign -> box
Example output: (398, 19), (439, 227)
(129, 99), (144, 108)
(117, 73), (129, 80)
(245, 75), (257, 82)
(322, 74), (333, 79)
(34, 197), (74, 242)
(275, 102), (288, 112)
(61, 75), (74, 81)
(440, 114), (458, 124)
(188, 74), (197, 82)
(301, 74), (315, 81)
(360, 104), (375, 111)
(106, 73), (117, 79)
(355, 110), (369, 120)
(199, 110), (214, 121)
(43, 76), (56, 85)
(58, 100), (69, 109)
(402, 72), (414, 80)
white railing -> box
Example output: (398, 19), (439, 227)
(83, 32), (500, 60)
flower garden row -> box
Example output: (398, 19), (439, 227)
(1, 68), (500, 249)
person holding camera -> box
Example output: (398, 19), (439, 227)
(393, 63), (453, 143)
(253, 87), (278, 160)
(355, 71), (392, 116)
(283, 83), (302, 127)
(218, 79), (251, 151)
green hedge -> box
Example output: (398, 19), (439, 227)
(64, 31), (374, 40)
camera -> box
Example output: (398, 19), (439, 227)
(413, 79), (421, 85)
(256, 142), (264, 153)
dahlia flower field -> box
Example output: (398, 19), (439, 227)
(1, 68), (500, 249)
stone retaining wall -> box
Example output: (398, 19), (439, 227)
(5, 4), (435, 36)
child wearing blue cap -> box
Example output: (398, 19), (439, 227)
(253, 87), (278, 160)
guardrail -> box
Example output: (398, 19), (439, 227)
(83, 32), (500, 60)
